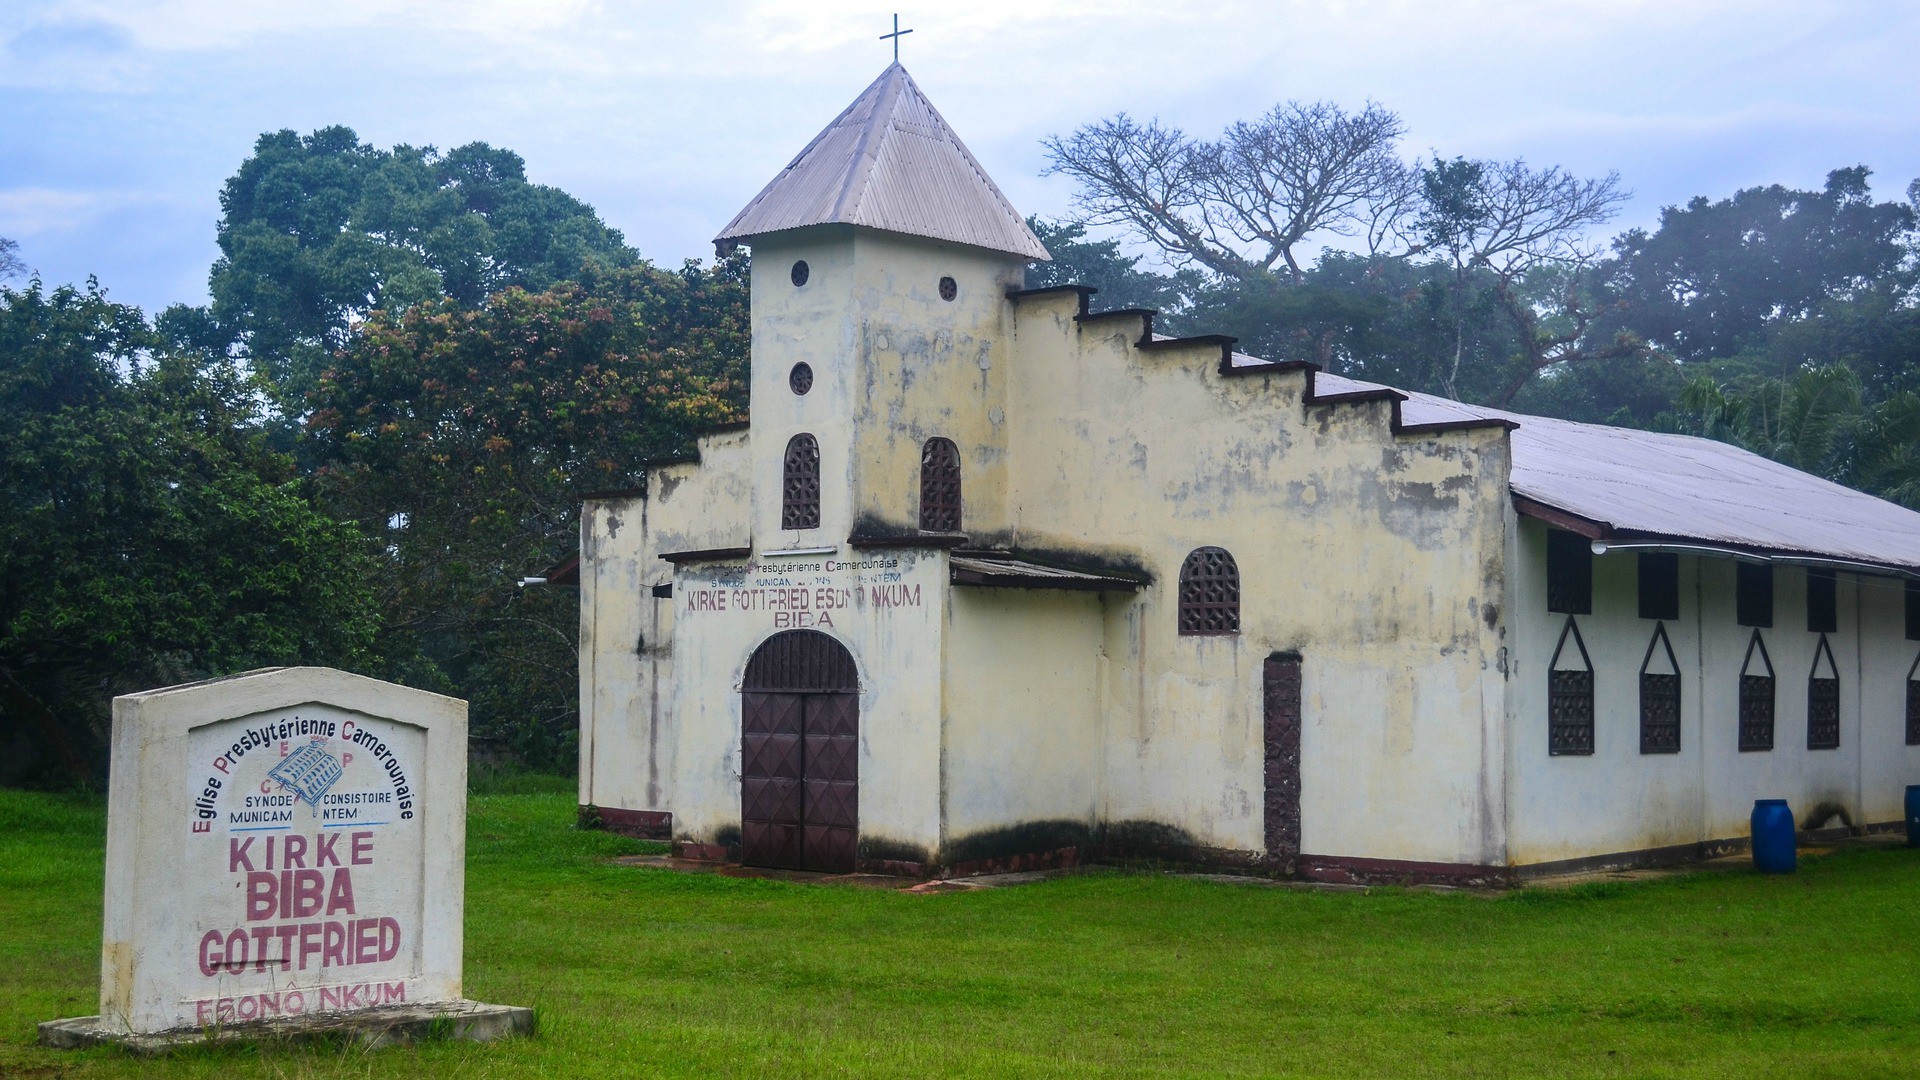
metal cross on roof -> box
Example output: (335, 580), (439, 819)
(879, 13), (912, 61)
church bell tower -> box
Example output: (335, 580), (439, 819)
(713, 63), (1050, 551)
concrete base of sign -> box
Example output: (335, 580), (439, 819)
(39, 1000), (534, 1055)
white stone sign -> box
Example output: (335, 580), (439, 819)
(43, 667), (528, 1047)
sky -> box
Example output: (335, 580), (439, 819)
(3, 0), (1918, 315)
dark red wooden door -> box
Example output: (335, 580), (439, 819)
(741, 631), (858, 873)
(801, 693), (858, 872)
(1263, 653), (1302, 870)
(741, 692), (806, 869)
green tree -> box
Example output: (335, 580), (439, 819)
(1671, 365), (1920, 509)
(1176, 255), (1414, 374)
(1606, 168), (1917, 364)
(0, 281), (380, 786)
(305, 257), (750, 765)
(1023, 217), (1201, 317)
(1409, 156), (1637, 404)
(207, 127), (637, 402)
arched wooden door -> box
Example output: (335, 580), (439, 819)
(740, 630), (859, 872)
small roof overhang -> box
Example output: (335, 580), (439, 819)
(519, 553), (578, 589)
(949, 551), (1144, 592)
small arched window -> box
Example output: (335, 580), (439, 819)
(919, 437), (961, 532)
(1178, 547), (1240, 636)
(782, 434), (820, 530)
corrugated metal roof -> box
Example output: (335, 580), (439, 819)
(950, 553), (1143, 591)
(715, 63), (1050, 261)
(1304, 371), (1920, 573)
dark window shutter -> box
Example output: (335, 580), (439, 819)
(1736, 563), (1773, 628)
(1906, 580), (1920, 641)
(1546, 530), (1592, 615)
(782, 434), (821, 530)
(1178, 548), (1240, 636)
(1806, 569), (1837, 634)
(1638, 553), (1680, 621)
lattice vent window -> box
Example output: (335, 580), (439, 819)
(1178, 547), (1240, 636)
(918, 437), (961, 532)
(1807, 634), (1840, 751)
(1548, 615), (1595, 756)
(1739, 629), (1775, 752)
(1639, 622), (1681, 754)
(1906, 652), (1920, 746)
(782, 434), (820, 530)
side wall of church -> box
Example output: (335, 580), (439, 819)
(1859, 576), (1920, 824)
(1505, 517), (1918, 866)
(577, 431), (752, 822)
(1001, 292), (1514, 867)
(579, 494), (653, 814)
(940, 587), (1107, 859)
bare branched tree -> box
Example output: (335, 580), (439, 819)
(1418, 158), (1635, 402)
(0, 238), (24, 282)
(1048, 100), (1640, 403)
(1432, 159), (1627, 276)
(1044, 102), (1410, 283)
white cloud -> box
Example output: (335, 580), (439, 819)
(0, 187), (137, 235)
(4, 0), (1917, 311)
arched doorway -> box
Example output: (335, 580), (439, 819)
(740, 630), (859, 872)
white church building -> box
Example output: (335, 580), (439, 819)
(571, 64), (1920, 883)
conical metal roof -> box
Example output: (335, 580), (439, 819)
(715, 63), (1050, 261)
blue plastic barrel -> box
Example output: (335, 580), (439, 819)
(1751, 799), (1796, 874)
(1905, 785), (1920, 848)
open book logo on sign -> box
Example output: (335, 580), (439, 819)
(267, 742), (343, 809)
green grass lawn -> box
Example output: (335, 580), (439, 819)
(3, 783), (1917, 1079)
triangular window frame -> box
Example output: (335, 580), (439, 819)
(1548, 616), (1596, 756)
(1738, 629), (1775, 752)
(1806, 634), (1840, 751)
(1905, 651), (1920, 747)
(1639, 622), (1682, 754)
